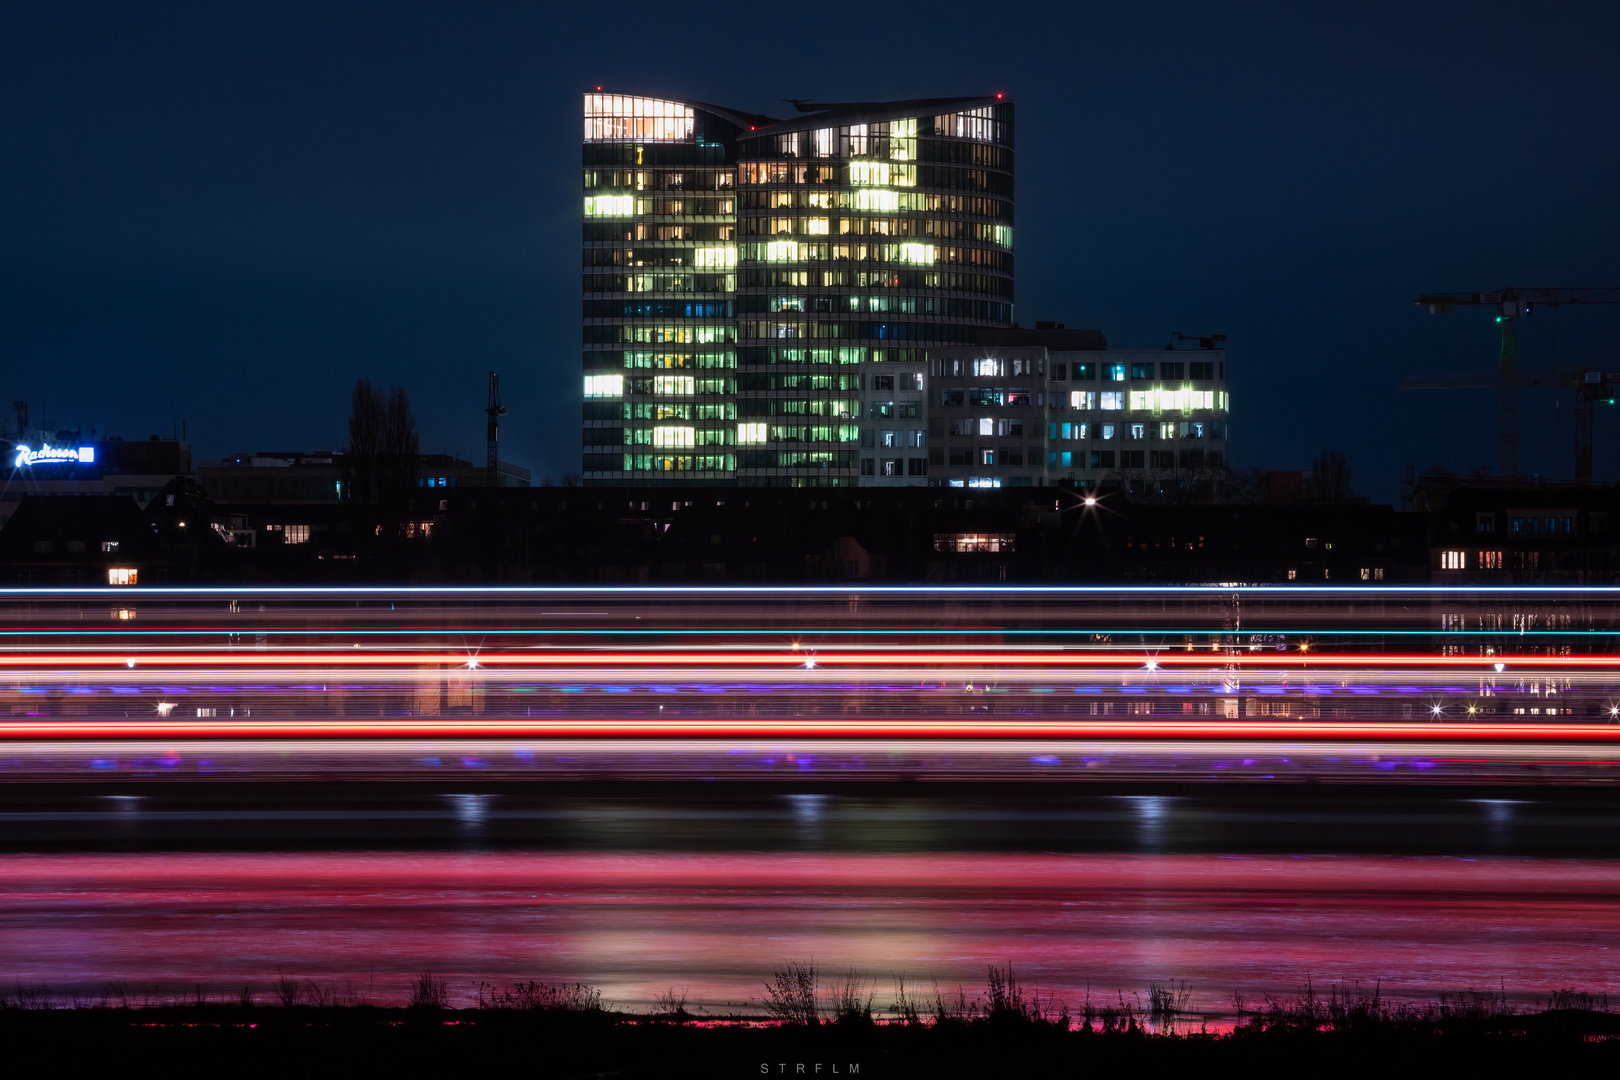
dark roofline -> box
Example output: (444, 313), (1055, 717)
(748, 96), (1006, 136)
(978, 327), (1109, 351)
(683, 99), (781, 132)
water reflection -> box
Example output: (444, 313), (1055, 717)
(0, 790), (1615, 1016)
(1115, 795), (1176, 852)
(0, 849), (1615, 1017)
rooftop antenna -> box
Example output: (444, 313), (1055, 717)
(485, 371), (507, 487)
(13, 401), (27, 434)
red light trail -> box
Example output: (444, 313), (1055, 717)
(0, 649), (1603, 669)
(1, 718), (1618, 742)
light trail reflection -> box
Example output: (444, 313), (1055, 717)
(0, 849), (1616, 1015)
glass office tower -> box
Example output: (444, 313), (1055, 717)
(580, 95), (755, 485)
(582, 94), (1014, 487)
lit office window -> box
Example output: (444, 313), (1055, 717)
(653, 427), (695, 449)
(852, 189), (900, 212)
(583, 95), (694, 142)
(584, 374), (624, 398)
(692, 247), (738, 267)
(584, 195), (635, 216)
(653, 375), (696, 396)
(107, 568), (138, 586)
(738, 422), (768, 444)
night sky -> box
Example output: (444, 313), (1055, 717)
(3, 1), (1618, 501)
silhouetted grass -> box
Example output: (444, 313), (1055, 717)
(0, 966), (1618, 1074)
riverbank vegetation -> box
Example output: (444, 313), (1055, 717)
(1, 964), (1616, 1074)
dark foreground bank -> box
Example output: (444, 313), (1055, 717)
(5, 1004), (1620, 1077)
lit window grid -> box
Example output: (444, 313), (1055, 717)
(584, 98), (1014, 485)
(582, 148), (739, 480)
(734, 158), (1014, 483)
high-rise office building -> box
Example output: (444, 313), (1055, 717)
(581, 93), (1015, 487)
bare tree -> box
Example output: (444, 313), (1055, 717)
(1310, 447), (1353, 503)
(345, 379), (419, 508)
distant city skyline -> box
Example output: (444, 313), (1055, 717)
(3, 2), (1619, 501)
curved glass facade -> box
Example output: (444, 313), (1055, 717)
(583, 95), (1014, 487)
(581, 95), (745, 484)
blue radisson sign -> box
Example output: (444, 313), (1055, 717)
(12, 444), (95, 468)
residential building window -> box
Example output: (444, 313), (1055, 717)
(1441, 550), (1465, 569)
(1476, 514), (1495, 534)
(1479, 550), (1503, 569)
(933, 533), (1015, 553)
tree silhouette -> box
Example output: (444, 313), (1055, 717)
(1311, 447), (1353, 503)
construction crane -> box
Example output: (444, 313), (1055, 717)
(1400, 365), (1620, 482)
(1413, 287), (1620, 477)
(484, 371), (506, 487)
